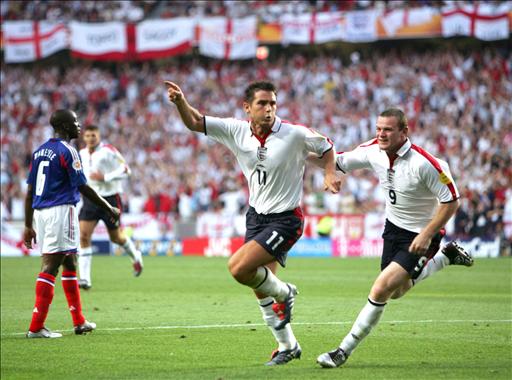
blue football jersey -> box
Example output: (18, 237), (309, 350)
(26, 138), (87, 209)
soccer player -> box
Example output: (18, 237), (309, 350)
(24, 109), (120, 338)
(165, 80), (341, 365)
(78, 125), (143, 290)
(312, 108), (474, 368)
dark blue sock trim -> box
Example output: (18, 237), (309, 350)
(255, 267), (269, 289)
(368, 298), (387, 307)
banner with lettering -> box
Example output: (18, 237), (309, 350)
(2, 21), (68, 63)
(70, 21), (128, 60)
(135, 18), (194, 60)
(343, 9), (378, 42)
(198, 16), (258, 60)
(281, 12), (343, 45)
(181, 237), (245, 257)
(442, 3), (510, 41)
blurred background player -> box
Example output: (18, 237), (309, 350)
(24, 109), (120, 338)
(78, 124), (143, 290)
(165, 80), (341, 365)
(312, 108), (474, 368)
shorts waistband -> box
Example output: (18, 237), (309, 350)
(249, 206), (303, 220)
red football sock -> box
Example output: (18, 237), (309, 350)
(29, 272), (55, 332)
(62, 271), (86, 326)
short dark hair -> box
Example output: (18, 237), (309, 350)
(379, 108), (408, 130)
(84, 125), (99, 132)
(49, 109), (74, 131)
(244, 81), (277, 103)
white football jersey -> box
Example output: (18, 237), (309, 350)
(336, 138), (459, 233)
(79, 142), (131, 197)
(205, 115), (333, 215)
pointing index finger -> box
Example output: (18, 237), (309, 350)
(164, 81), (178, 89)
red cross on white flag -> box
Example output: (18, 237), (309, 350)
(199, 16), (258, 60)
(442, 3), (510, 41)
(2, 21), (69, 63)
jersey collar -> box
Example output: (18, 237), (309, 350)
(249, 116), (282, 136)
(89, 143), (102, 153)
(271, 116), (282, 132)
(396, 138), (412, 157)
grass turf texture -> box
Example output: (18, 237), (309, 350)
(1, 256), (511, 380)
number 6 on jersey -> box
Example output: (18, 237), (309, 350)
(35, 161), (50, 196)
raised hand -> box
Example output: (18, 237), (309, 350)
(164, 81), (184, 104)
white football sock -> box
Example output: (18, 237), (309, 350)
(413, 252), (450, 285)
(258, 296), (297, 351)
(249, 267), (289, 302)
(340, 298), (386, 355)
(122, 237), (142, 263)
(78, 246), (93, 284)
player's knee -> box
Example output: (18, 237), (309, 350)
(111, 236), (125, 245)
(390, 282), (412, 299)
(369, 284), (392, 302)
(41, 265), (59, 277)
(228, 260), (243, 281)
(228, 259), (250, 284)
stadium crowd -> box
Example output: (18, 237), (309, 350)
(1, 46), (511, 243)
(2, 0), (490, 23)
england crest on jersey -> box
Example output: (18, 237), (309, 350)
(257, 146), (267, 161)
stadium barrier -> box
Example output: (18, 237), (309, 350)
(0, 215), (504, 258)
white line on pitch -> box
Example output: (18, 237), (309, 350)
(3, 319), (511, 337)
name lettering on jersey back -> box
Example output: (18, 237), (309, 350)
(34, 149), (57, 161)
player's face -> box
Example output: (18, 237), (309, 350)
(244, 90), (277, 129)
(376, 116), (408, 154)
(67, 112), (81, 139)
(83, 130), (100, 149)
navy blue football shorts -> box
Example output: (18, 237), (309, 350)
(381, 219), (444, 279)
(245, 206), (304, 267)
(79, 194), (121, 230)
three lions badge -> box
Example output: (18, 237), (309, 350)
(257, 146), (267, 161)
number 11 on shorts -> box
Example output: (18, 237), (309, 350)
(266, 230), (284, 251)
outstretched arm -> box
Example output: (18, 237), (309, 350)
(307, 152), (327, 169)
(164, 81), (205, 132)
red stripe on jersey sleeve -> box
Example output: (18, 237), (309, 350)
(103, 144), (119, 153)
(411, 144), (458, 200)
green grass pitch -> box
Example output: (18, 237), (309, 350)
(1, 256), (511, 379)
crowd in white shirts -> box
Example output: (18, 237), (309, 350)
(1, 1), (456, 23)
(1, 47), (511, 242)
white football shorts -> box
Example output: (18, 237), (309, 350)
(33, 204), (79, 255)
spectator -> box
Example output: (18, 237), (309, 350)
(1, 47), (511, 244)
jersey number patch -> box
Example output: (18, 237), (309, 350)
(389, 189), (397, 204)
(266, 230), (284, 251)
(257, 168), (267, 186)
(35, 161), (50, 196)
